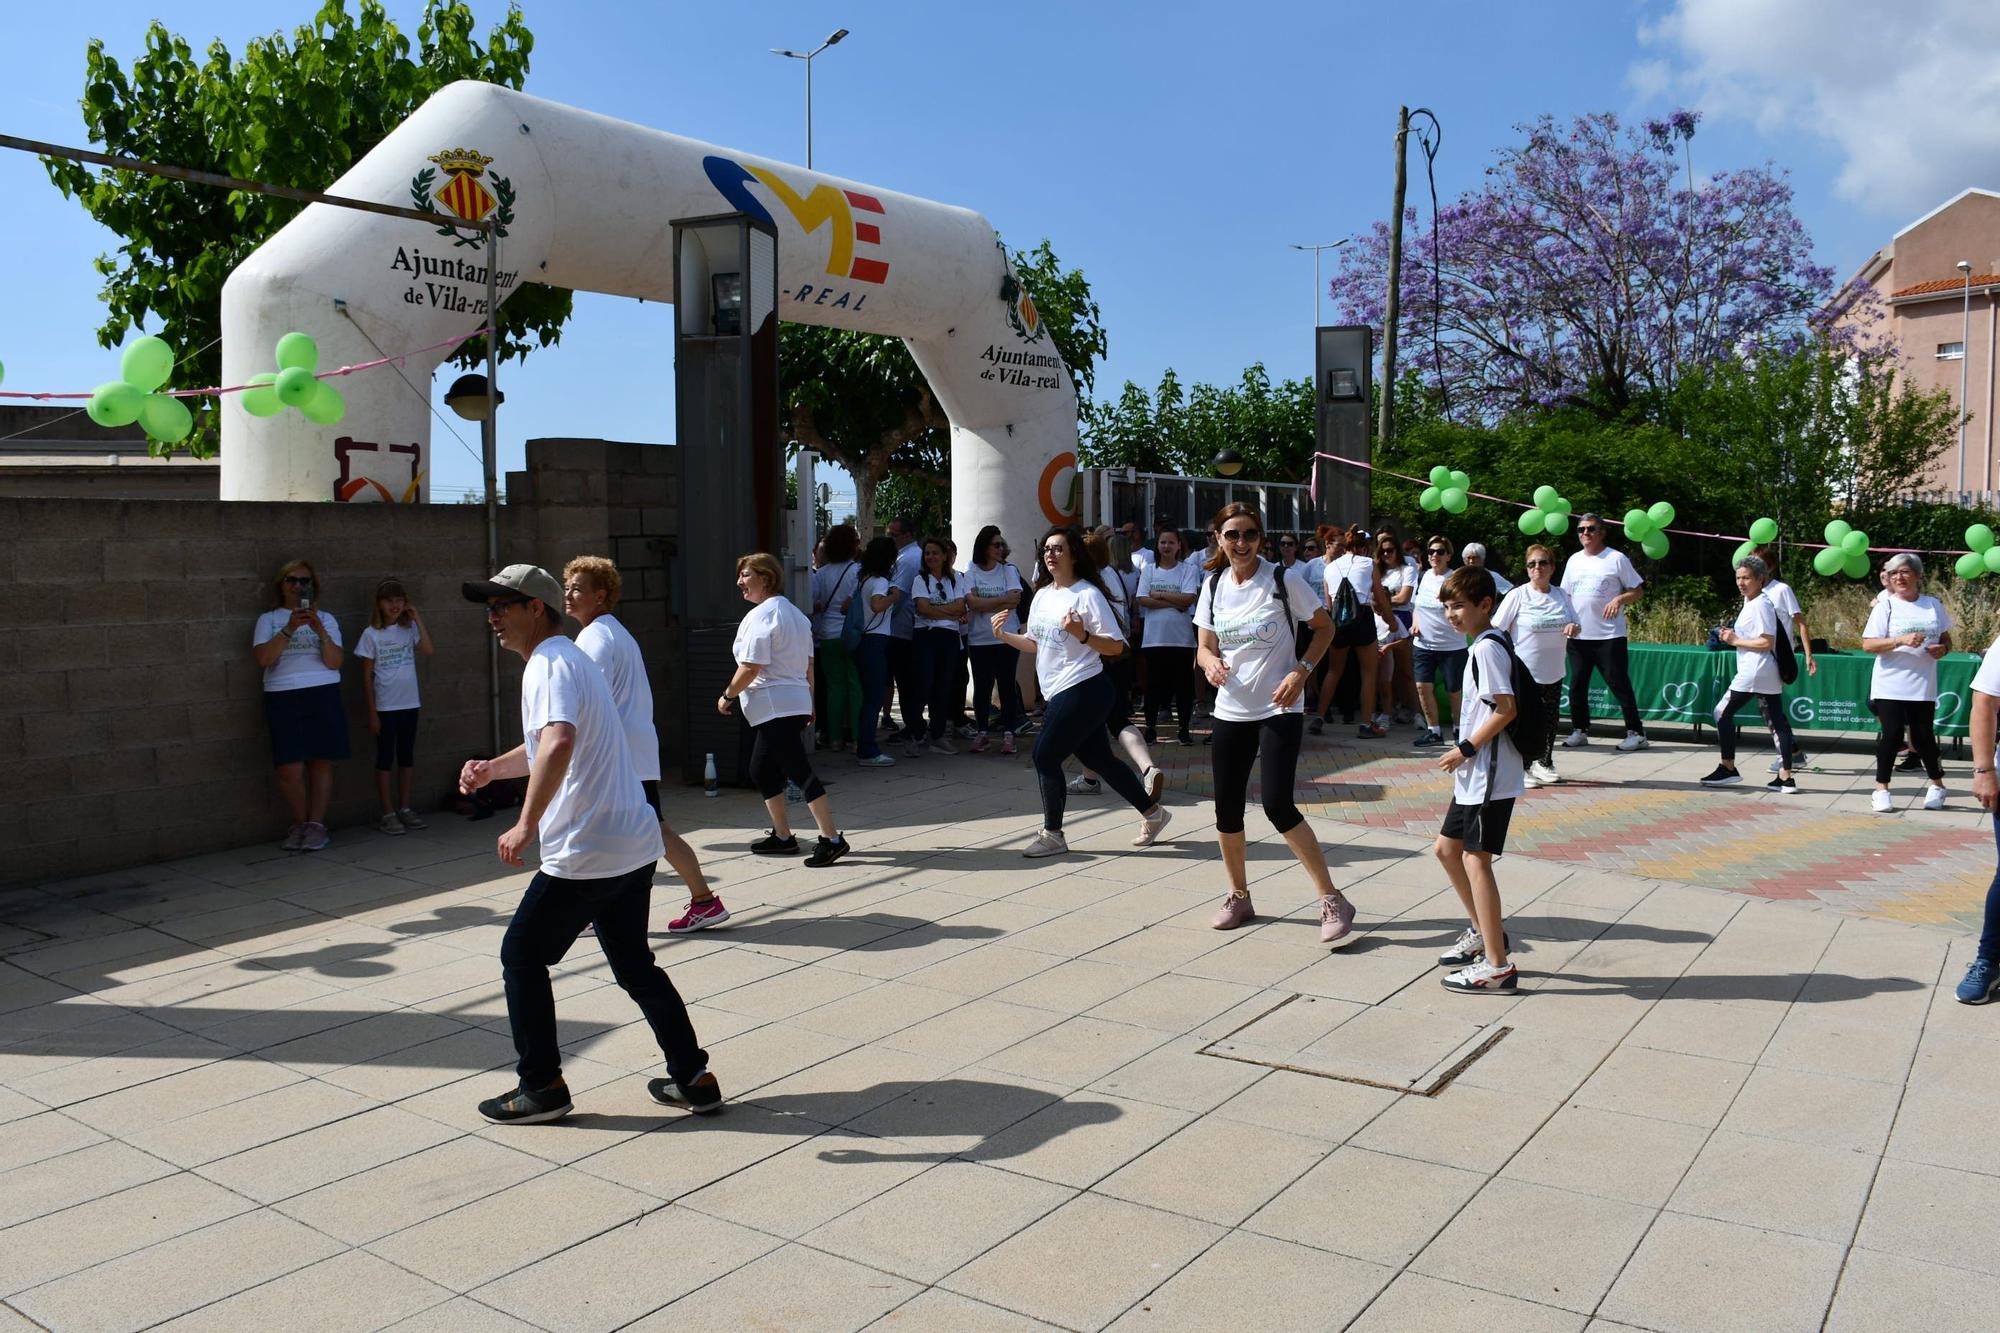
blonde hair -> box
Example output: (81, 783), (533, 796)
(370, 577), (409, 629)
(1524, 543), (1553, 565)
(563, 556), (622, 610)
(735, 551), (784, 594)
(272, 559), (318, 608)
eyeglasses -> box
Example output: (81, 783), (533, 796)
(1427, 547), (1450, 556)
(284, 575), (314, 586)
(1577, 526), (1601, 535)
(1220, 528), (1261, 543)
(1042, 543), (1069, 557)
(1527, 558), (1553, 568)
(1279, 538), (1296, 546)
(485, 597), (531, 619)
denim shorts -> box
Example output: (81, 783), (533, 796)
(1413, 646), (1469, 692)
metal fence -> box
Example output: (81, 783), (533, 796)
(1079, 467), (1315, 538)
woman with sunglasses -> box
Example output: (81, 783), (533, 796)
(1375, 527), (1419, 725)
(1863, 553), (1952, 812)
(964, 526), (1027, 754)
(253, 560), (348, 851)
(1492, 544), (1579, 785)
(1410, 538), (1465, 749)
(1194, 504), (1355, 942)
(1137, 527), (1202, 746)
(991, 526), (1171, 858)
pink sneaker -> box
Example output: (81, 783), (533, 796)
(1210, 893), (1254, 930)
(667, 896), (731, 933)
(1319, 892), (1357, 948)
(971, 732), (990, 754)
(1001, 732), (1017, 755)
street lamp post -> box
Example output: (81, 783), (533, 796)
(1960, 259), (1973, 498)
(771, 28), (848, 169)
(1290, 240), (1346, 328)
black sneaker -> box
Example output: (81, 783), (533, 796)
(1698, 765), (1742, 786)
(477, 1079), (573, 1125)
(1767, 775), (1799, 794)
(648, 1069), (724, 1115)
(1412, 730), (1446, 750)
(803, 833), (850, 868)
(1178, 729), (1194, 746)
(1896, 751), (1922, 772)
(751, 830), (801, 855)
(1307, 716), (1324, 735)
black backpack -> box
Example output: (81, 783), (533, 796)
(1766, 595), (1799, 686)
(1329, 561), (1373, 648)
(1468, 630), (1546, 753)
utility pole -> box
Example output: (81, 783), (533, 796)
(1379, 106), (1410, 449)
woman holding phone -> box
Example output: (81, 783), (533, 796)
(252, 559), (347, 852)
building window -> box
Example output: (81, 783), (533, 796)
(1939, 342), (1966, 360)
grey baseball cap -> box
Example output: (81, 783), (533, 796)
(462, 563), (564, 611)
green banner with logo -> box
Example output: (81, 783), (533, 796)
(1566, 643), (1979, 739)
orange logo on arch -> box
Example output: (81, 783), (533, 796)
(1039, 451), (1080, 525)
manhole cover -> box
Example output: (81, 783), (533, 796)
(1199, 993), (1510, 1096)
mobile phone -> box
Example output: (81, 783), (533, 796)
(300, 596), (312, 611)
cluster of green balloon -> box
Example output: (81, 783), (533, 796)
(1811, 521), (1873, 578)
(1731, 516), (1781, 564)
(1621, 501), (1677, 559)
(1956, 525), (2000, 580)
(1517, 485), (1573, 536)
(240, 333), (346, 424)
(1418, 465), (1472, 514)
(84, 336), (195, 443)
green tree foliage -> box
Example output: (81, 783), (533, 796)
(781, 239), (1106, 536)
(45, 0), (572, 455)
(1081, 364), (1316, 479)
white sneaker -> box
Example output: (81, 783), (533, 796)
(1132, 805), (1172, 848)
(1561, 729), (1589, 748)
(1142, 765), (1165, 802)
(1617, 732), (1649, 752)
(1023, 829), (1068, 858)
(1523, 771), (1545, 788)
(1528, 761), (1561, 785)
(1871, 789), (1894, 814)
(1924, 784), (1947, 811)
(1067, 774), (1101, 795)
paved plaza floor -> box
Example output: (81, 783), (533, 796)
(2, 724), (1997, 1331)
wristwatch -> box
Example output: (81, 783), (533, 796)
(1456, 740), (1477, 758)
(1295, 660), (1318, 675)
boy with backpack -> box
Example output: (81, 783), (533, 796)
(1433, 566), (1531, 994)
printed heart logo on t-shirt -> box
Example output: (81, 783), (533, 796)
(1255, 621), (1280, 644)
(1661, 680), (1700, 715)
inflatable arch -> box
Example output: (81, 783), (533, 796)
(219, 80), (1080, 558)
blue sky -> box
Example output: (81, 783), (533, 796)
(3, 0), (1990, 508)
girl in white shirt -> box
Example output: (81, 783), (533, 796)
(913, 538), (969, 753)
(1862, 552), (1952, 811)
(355, 577), (433, 834)
(963, 525), (1027, 753)
(1136, 528), (1203, 745)
(852, 536), (902, 765)
(990, 525), (1170, 859)
(807, 525), (864, 751)
(1194, 503), (1355, 944)
(1696, 553), (1798, 793)
(1373, 529), (1419, 727)
(1315, 524), (1397, 738)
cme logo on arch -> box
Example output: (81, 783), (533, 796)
(702, 156), (891, 299)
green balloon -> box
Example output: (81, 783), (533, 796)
(1983, 545), (2000, 574)
(1533, 485), (1559, 509)
(300, 380), (346, 425)
(1732, 541), (1755, 565)
(275, 332), (319, 373)
(0, 359), (8, 386)
(1842, 530), (1868, 554)
(138, 393), (193, 443)
(1641, 531), (1670, 560)
(1748, 517), (1779, 544)
(241, 372), (282, 418)
(120, 335), (175, 392)
(1419, 485), (1443, 512)
(1844, 550), (1869, 579)
(1623, 509), (1653, 540)
(1519, 508), (1547, 536)
(1447, 470), (1471, 493)
(1812, 546), (1844, 576)
(275, 365), (317, 407)
(1429, 465), (1450, 486)
(1825, 519), (1852, 546)
(1648, 500), (1676, 528)
(1958, 551), (1988, 580)
(1968, 524), (1996, 553)
(1551, 495), (1572, 514)
(1544, 511), (1568, 536)
(86, 380), (145, 428)
(1441, 487), (1469, 514)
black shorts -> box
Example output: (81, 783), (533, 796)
(1439, 798), (1514, 856)
(641, 780), (661, 817)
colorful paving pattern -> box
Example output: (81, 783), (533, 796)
(1160, 735), (1994, 931)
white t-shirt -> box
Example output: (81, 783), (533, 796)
(1971, 635), (2000, 698)
(889, 541), (922, 637)
(1131, 548), (1157, 575)
(810, 561), (861, 639)
(521, 636), (663, 880)
(1411, 569), (1464, 652)
(914, 570), (968, 633)
(253, 608), (343, 693)
(1323, 553), (1375, 609)
(1024, 581), (1123, 698)
(1865, 593), (1952, 702)
(575, 614), (659, 782)
(964, 562), (1023, 646)
(1560, 547), (1644, 641)
(1726, 596), (1782, 696)
(1765, 578), (1803, 647)
(1457, 633), (1527, 805)
(1193, 559), (1321, 723)
(1480, 566), (1515, 596)
(734, 596), (815, 725)
(1377, 563), (1410, 643)
(859, 576), (895, 637)
(1300, 555), (1325, 593)
(354, 622), (422, 711)
(1137, 560), (1203, 648)
(1491, 584), (1578, 685)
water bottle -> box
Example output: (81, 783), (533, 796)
(703, 753), (719, 797)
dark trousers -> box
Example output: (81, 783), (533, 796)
(1873, 698), (1943, 784)
(1981, 816), (2000, 963)
(856, 635), (891, 759)
(1210, 712), (1306, 835)
(889, 635), (921, 735)
(501, 864), (707, 1090)
(372, 707), (419, 771)
(1567, 636), (1644, 733)
(1535, 680), (1563, 767)
(913, 630), (960, 741)
(749, 714), (825, 801)
(1033, 671), (1154, 831)
(970, 643), (1025, 733)
(1716, 689), (1796, 766)
(1143, 646), (1196, 738)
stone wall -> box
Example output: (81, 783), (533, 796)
(0, 438), (676, 888)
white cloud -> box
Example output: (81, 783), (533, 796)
(1638, 0), (2000, 219)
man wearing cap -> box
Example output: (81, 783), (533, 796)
(459, 564), (720, 1124)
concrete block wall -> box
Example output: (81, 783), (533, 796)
(1, 438), (677, 889)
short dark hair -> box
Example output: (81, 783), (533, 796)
(1439, 566), (1497, 607)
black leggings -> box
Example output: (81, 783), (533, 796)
(1716, 690), (1796, 766)
(1210, 712), (1306, 836)
(914, 630), (961, 741)
(970, 643), (1026, 733)
(1033, 672), (1154, 831)
(748, 714), (827, 802)
(1143, 646), (1196, 736)
(1873, 698), (1943, 784)
(373, 707), (419, 770)
(1567, 636), (1645, 733)
(1532, 681), (1562, 768)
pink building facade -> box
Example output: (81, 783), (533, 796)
(1849, 188), (2000, 502)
